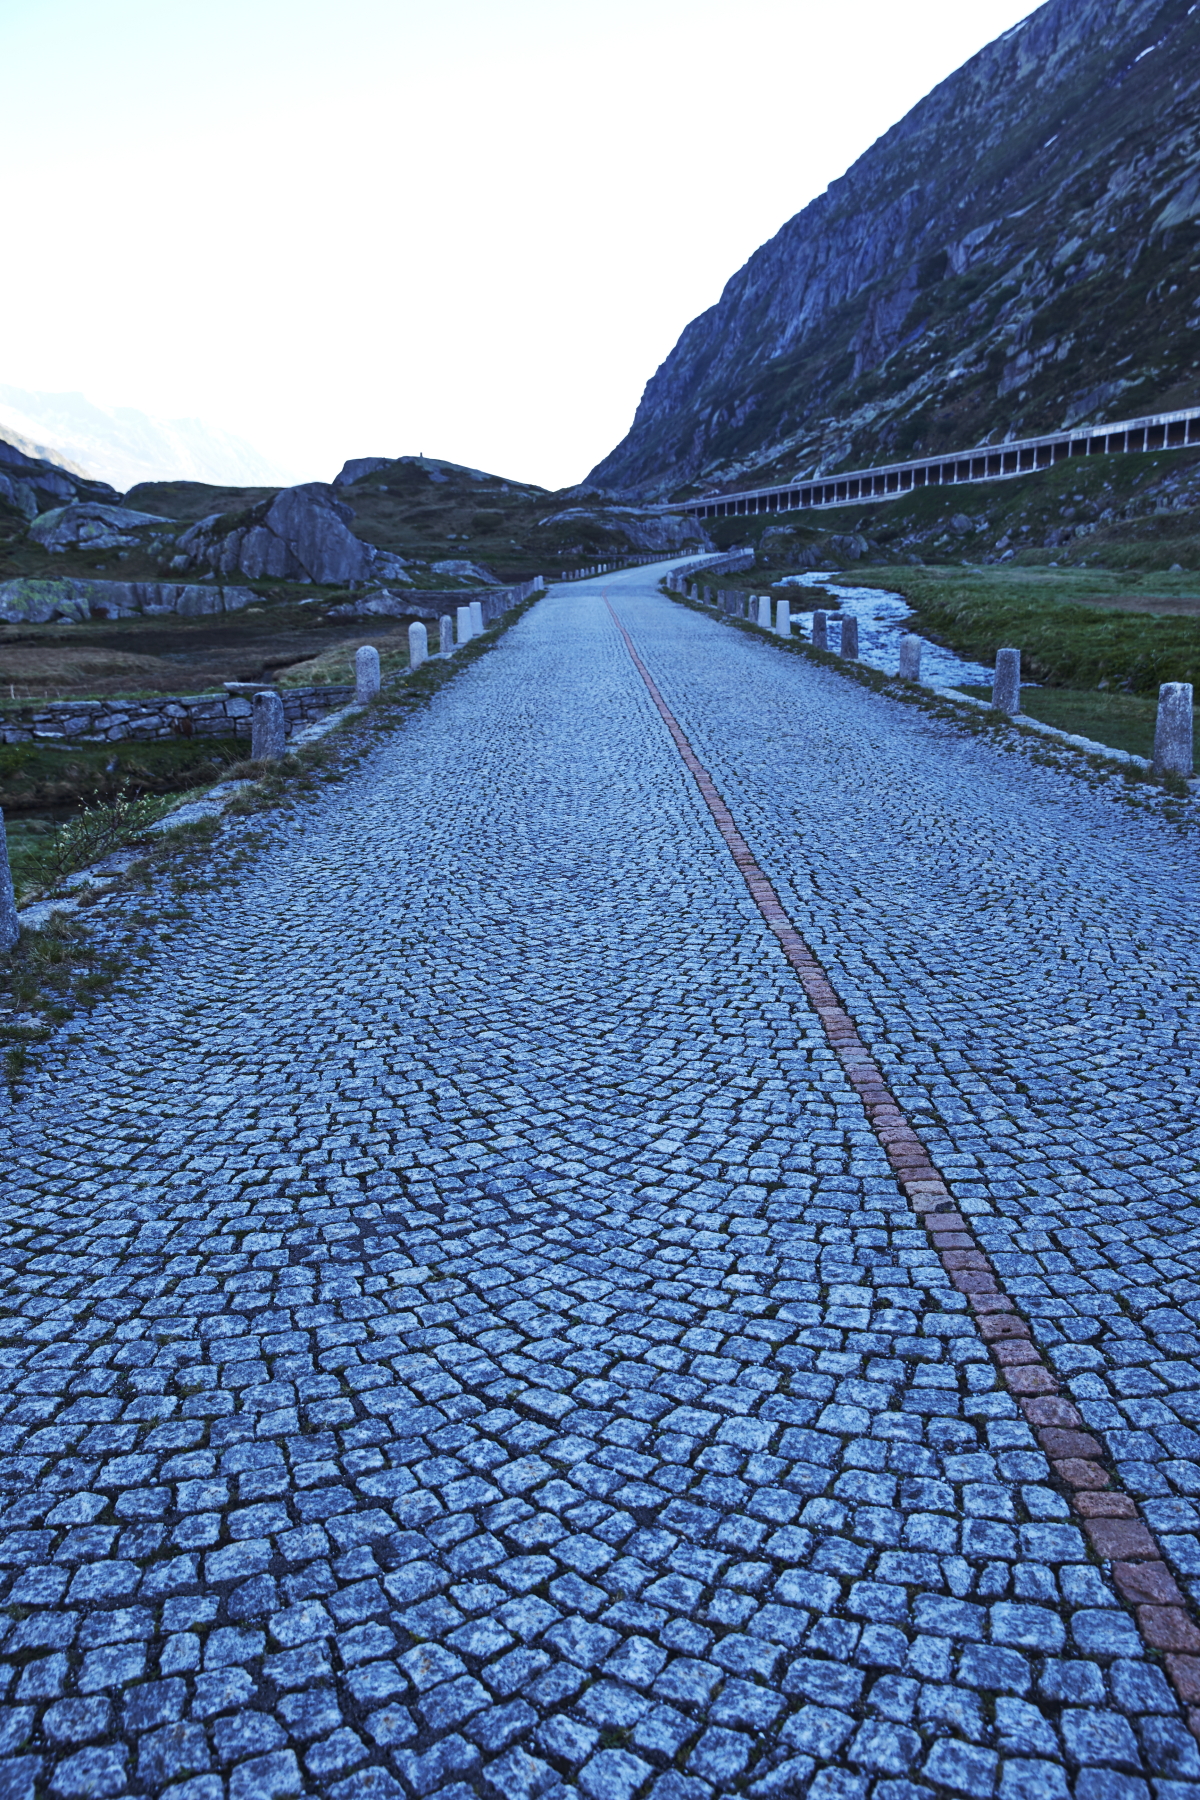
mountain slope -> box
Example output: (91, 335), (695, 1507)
(589, 0), (1200, 500)
(0, 386), (295, 494)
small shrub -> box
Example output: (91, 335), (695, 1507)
(21, 788), (169, 896)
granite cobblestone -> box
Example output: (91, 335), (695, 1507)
(0, 573), (1194, 1796)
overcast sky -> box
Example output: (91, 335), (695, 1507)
(0, 0), (1038, 491)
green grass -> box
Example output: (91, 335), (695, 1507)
(0, 734), (242, 811)
(958, 685), (1184, 760)
(838, 565), (1200, 694)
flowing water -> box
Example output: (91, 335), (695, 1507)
(779, 569), (994, 689)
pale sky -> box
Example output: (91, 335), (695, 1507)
(0, 0), (1038, 491)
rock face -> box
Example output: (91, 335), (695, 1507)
(0, 437), (119, 520)
(28, 501), (176, 554)
(0, 578), (258, 625)
(172, 483), (412, 585)
(590, 0), (1200, 497)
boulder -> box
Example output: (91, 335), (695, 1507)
(172, 482), (412, 585)
(759, 526), (822, 568)
(828, 533), (870, 561)
(0, 474), (40, 519)
(430, 558), (501, 585)
(0, 577), (258, 624)
(28, 501), (176, 553)
(325, 589), (421, 620)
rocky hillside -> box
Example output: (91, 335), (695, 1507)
(0, 448), (708, 628)
(590, 0), (1200, 500)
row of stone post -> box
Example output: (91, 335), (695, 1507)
(735, 593), (863, 662)
(250, 589), (523, 761)
(0, 580), (553, 946)
(249, 614), (474, 760)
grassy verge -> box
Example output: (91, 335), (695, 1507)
(835, 565), (1200, 693)
(663, 580), (1196, 811)
(0, 591), (545, 1078)
(957, 685), (1187, 762)
(0, 733), (244, 811)
(8, 789), (179, 902)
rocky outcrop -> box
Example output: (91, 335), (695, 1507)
(28, 501), (176, 554)
(333, 457), (392, 488)
(172, 483), (412, 585)
(0, 437), (119, 520)
(0, 578), (258, 625)
(325, 589), (425, 621)
(590, 0), (1200, 497)
(537, 507), (712, 551)
(430, 558), (501, 585)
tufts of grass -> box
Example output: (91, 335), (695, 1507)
(0, 912), (129, 1070)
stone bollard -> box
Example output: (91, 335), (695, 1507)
(1153, 682), (1194, 777)
(408, 622), (428, 673)
(776, 600), (792, 638)
(470, 600), (484, 636)
(757, 595), (771, 627)
(355, 645), (381, 704)
(456, 604), (473, 645)
(898, 634), (922, 682)
(0, 812), (18, 952)
(841, 615), (859, 659)
(439, 614), (455, 655)
(811, 610), (828, 651)
(251, 690), (286, 760)
(992, 647), (1021, 715)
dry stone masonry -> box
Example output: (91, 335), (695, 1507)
(0, 685), (357, 748)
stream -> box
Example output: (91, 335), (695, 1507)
(779, 571), (994, 689)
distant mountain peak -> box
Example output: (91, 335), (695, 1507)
(0, 386), (296, 497)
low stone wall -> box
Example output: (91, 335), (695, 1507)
(327, 578), (544, 623)
(0, 578), (545, 746)
(0, 684), (357, 746)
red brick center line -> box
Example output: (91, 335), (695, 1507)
(604, 596), (1200, 1737)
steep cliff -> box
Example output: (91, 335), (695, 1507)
(590, 0), (1200, 498)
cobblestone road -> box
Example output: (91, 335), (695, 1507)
(1, 569), (1198, 1800)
